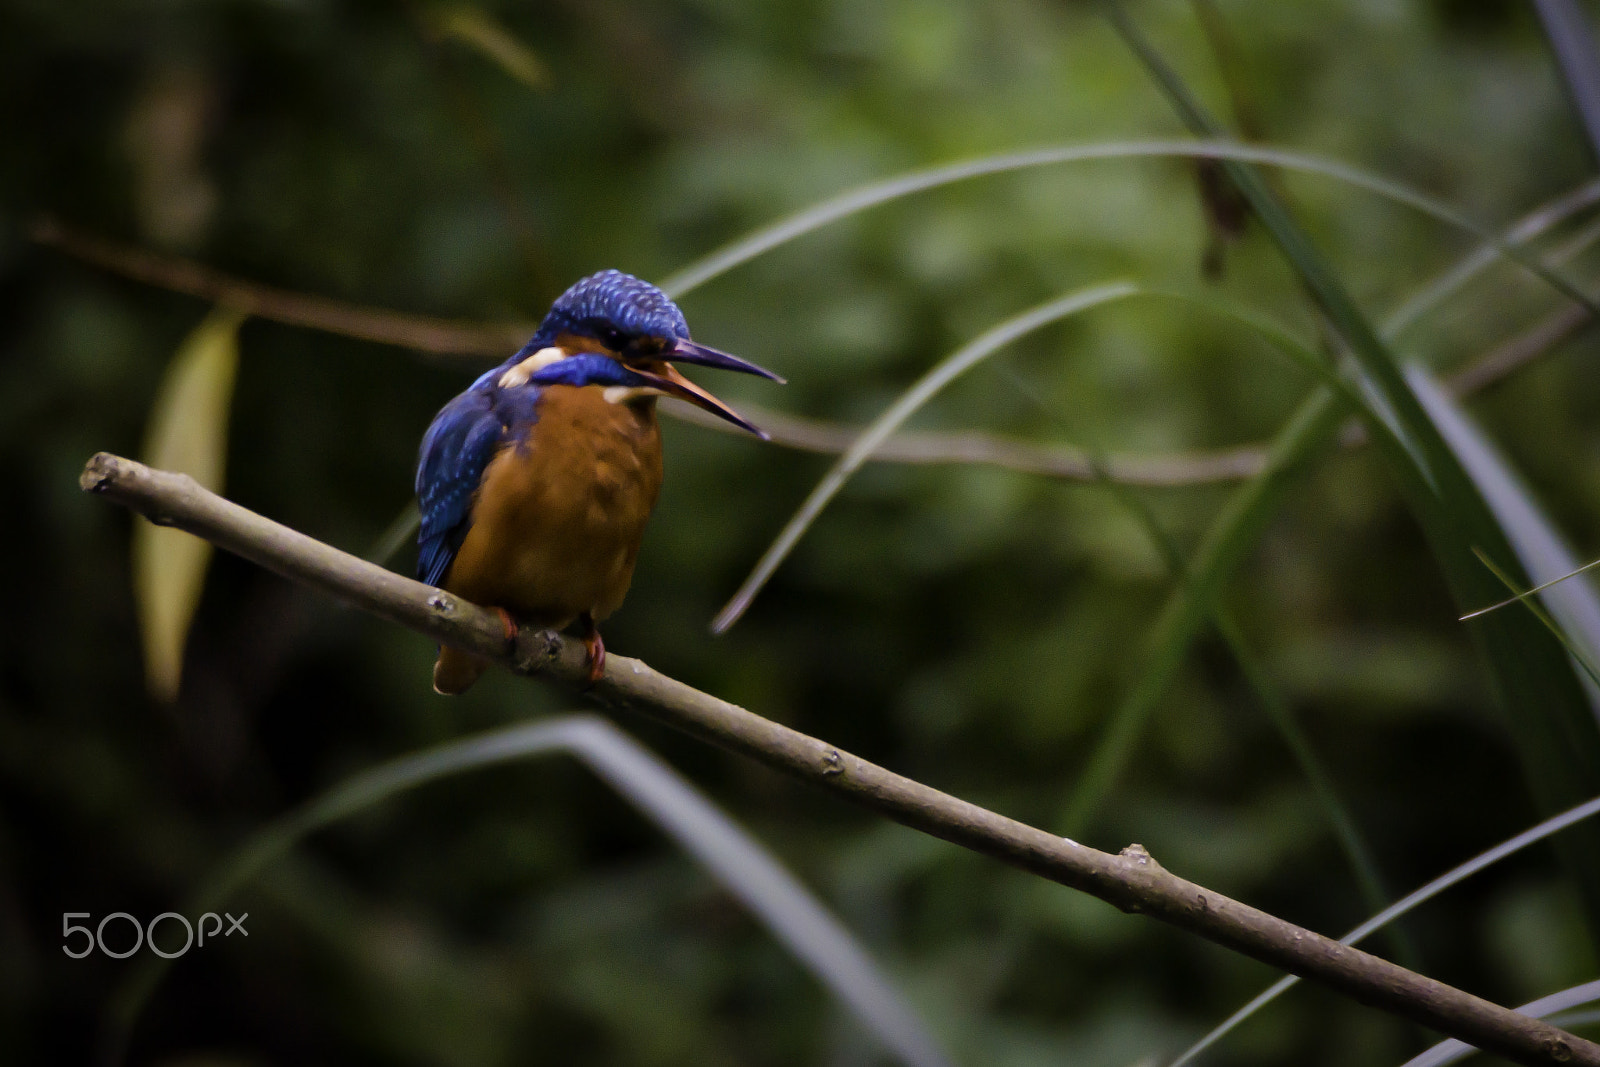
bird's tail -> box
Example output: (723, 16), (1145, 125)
(433, 646), (492, 695)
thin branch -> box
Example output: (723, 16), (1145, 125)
(1444, 300), (1593, 397)
(664, 399), (1269, 486)
(79, 451), (1600, 1067)
(34, 221), (1596, 486)
(30, 216), (531, 358)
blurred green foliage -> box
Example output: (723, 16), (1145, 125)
(6, 0), (1600, 1064)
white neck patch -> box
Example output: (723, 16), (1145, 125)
(498, 346), (567, 388)
(603, 385), (665, 405)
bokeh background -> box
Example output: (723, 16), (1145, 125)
(6, 0), (1600, 1064)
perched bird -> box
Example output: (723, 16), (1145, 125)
(415, 269), (782, 694)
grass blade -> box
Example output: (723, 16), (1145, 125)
(1170, 794), (1600, 1066)
(1409, 368), (1600, 706)
(1532, 0), (1600, 159)
(711, 281), (1140, 633)
(1461, 557), (1600, 623)
(106, 716), (949, 1067)
(1058, 186), (1600, 835)
(1401, 979), (1600, 1067)
(1105, 0), (1600, 928)
(660, 141), (1596, 313)
(427, 5), (549, 90)
(1471, 548), (1600, 692)
(1386, 178), (1600, 337)
(1061, 386), (1349, 832)
(1085, 452), (1410, 964)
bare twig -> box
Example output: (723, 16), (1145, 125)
(1445, 301), (1593, 397)
(35, 221), (1596, 486)
(663, 398), (1269, 486)
(30, 216), (531, 357)
(79, 450), (1600, 1067)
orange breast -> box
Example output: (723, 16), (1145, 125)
(444, 385), (664, 628)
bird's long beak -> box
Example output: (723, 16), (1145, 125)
(668, 339), (786, 384)
(630, 361), (771, 439)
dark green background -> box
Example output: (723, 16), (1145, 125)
(5, 0), (1600, 1063)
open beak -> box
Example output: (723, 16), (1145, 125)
(630, 361), (771, 439)
(668, 339), (786, 384)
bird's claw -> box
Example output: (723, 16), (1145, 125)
(494, 607), (519, 652)
(580, 613), (606, 686)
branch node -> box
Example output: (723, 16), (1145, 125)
(79, 451), (118, 493)
(510, 628), (562, 675)
(1119, 842), (1161, 870)
(819, 748), (845, 777)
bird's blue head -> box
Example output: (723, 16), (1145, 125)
(536, 269), (692, 348)
(499, 270), (783, 437)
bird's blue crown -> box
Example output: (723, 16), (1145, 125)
(529, 269), (690, 350)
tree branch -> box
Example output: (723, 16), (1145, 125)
(30, 216), (531, 358)
(79, 450), (1600, 1067)
(662, 398), (1269, 486)
(39, 221), (1596, 489)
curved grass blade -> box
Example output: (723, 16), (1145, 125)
(1058, 289), (1424, 833)
(1058, 170), (1600, 828)
(1105, 0), (1600, 926)
(1409, 368), (1600, 710)
(385, 170), (1599, 591)
(1059, 385), (1348, 833)
(1085, 451), (1410, 964)
(1462, 556), (1600, 624)
(1400, 979), (1600, 1067)
(711, 280), (1140, 633)
(1532, 0), (1600, 159)
(1170, 794), (1600, 1067)
(1059, 189), (1600, 836)
(661, 140), (1597, 316)
(1470, 548), (1600, 692)
(105, 716), (949, 1067)
(1386, 178), (1600, 337)
(427, 5), (549, 90)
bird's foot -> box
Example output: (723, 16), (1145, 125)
(579, 612), (606, 686)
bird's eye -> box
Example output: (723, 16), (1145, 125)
(597, 325), (627, 351)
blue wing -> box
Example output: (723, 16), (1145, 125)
(415, 385), (508, 588)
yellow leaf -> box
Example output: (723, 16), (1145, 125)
(133, 306), (245, 702)
(435, 6), (548, 90)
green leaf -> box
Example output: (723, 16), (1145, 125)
(132, 306), (245, 702)
(431, 6), (548, 90)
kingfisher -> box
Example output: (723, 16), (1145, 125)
(415, 269), (782, 694)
